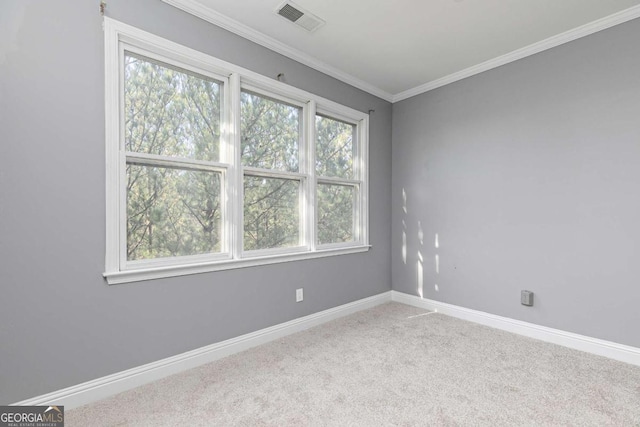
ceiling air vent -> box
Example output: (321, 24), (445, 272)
(276, 1), (325, 32)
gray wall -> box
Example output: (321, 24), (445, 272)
(392, 18), (640, 347)
(0, 0), (391, 404)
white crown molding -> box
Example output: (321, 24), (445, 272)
(161, 0), (394, 102)
(391, 291), (640, 367)
(393, 4), (640, 102)
(13, 292), (392, 409)
(162, 0), (640, 104)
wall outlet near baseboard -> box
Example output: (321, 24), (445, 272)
(296, 288), (303, 302)
(521, 290), (534, 306)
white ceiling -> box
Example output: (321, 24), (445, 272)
(165, 0), (640, 101)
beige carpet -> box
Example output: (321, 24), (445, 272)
(67, 302), (640, 426)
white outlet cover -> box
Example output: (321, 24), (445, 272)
(296, 288), (303, 302)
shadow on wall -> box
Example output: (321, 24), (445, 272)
(401, 188), (441, 299)
(417, 220), (423, 298)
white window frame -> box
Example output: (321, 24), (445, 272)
(315, 107), (367, 250)
(103, 18), (369, 285)
(238, 86), (309, 257)
(119, 49), (232, 272)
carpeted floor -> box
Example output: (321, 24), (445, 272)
(67, 302), (640, 426)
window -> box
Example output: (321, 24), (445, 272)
(241, 90), (304, 252)
(104, 18), (369, 284)
(123, 53), (227, 265)
(316, 114), (360, 246)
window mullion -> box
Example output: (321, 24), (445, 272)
(298, 101), (308, 248)
(306, 100), (317, 251)
(358, 117), (369, 245)
(230, 73), (243, 259)
(220, 71), (231, 256)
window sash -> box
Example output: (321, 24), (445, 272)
(242, 173), (305, 252)
(315, 114), (356, 180)
(123, 163), (228, 269)
(316, 181), (360, 247)
(240, 88), (305, 173)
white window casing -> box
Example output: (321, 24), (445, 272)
(103, 18), (369, 285)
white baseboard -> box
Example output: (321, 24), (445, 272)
(16, 290), (638, 410)
(391, 290), (640, 367)
(13, 291), (392, 409)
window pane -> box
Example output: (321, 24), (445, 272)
(241, 91), (300, 172)
(317, 183), (355, 245)
(316, 115), (354, 179)
(124, 53), (221, 162)
(244, 176), (300, 250)
(126, 164), (222, 260)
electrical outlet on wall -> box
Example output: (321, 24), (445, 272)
(521, 290), (534, 306)
(296, 288), (303, 302)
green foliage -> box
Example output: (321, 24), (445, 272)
(316, 116), (354, 179)
(317, 184), (355, 244)
(124, 54), (221, 161)
(243, 177), (299, 250)
(241, 91), (300, 172)
(127, 165), (221, 259)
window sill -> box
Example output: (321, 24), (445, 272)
(103, 245), (372, 285)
